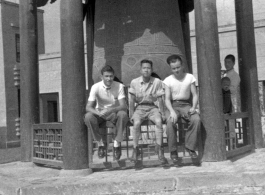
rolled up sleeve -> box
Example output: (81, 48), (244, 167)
(88, 85), (96, 101)
(156, 80), (165, 97)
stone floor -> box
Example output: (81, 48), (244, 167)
(1, 149), (265, 194)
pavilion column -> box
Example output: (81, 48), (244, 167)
(85, 0), (95, 164)
(181, 13), (193, 73)
(235, 0), (264, 148)
(19, 0), (40, 161)
(86, 0), (95, 91)
(195, 0), (226, 161)
(61, 0), (88, 169)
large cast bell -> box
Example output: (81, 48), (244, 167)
(93, 0), (191, 85)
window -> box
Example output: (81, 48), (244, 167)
(40, 93), (59, 123)
(15, 34), (20, 63)
(47, 100), (58, 122)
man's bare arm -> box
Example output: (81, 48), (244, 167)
(114, 98), (127, 112)
(164, 85), (178, 123)
(86, 101), (100, 115)
(99, 98), (127, 118)
(190, 83), (198, 114)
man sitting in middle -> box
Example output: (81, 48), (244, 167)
(129, 59), (166, 163)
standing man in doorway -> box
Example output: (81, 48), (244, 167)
(164, 54), (201, 161)
(84, 65), (128, 161)
(129, 59), (166, 163)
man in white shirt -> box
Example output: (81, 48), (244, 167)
(163, 55), (201, 161)
(84, 65), (128, 160)
(224, 54), (241, 112)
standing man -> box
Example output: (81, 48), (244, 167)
(224, 54), (241, 112)
(84, 65), (128, 161)
(129, 59), (166, 163)
(164, 55), (200, 161)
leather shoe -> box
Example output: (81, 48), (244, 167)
(170, 150), (178, 162)
(130, 146), (141, 162)
(98, 146), (106, 159)
(186, 148), (198, 158)
(114, 146), (121, 161)
(155, 144), (167, 164)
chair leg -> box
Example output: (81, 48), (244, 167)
(140, 126), (143, 161)
(147, 145), (151, 159)
(105, 128), (109, 162)
(126, 127), (129, 159)
(140, 144), (143, 161)
(88, 129), (93, 164)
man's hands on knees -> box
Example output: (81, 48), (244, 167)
(188, 107), (196, 115)
(99, 108), (115, 119)
(161, 113), (167, 123)
(130, 118), (134, 124)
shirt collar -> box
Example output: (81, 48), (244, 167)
(226, 68), (235, 74)
(140, 76), (154, 84)
(101, 81), (111, 90)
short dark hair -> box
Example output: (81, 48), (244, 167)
(151, 72), (161, 80)
(221, 77), (231, 83)
(225, 54), (235, 63)
(114, 76), (123, 84)
(166, 54), (183, 65)
(101, 65), (114, 75)
(140, 59), (153, 68)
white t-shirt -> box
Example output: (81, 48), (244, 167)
(163, 73), (196, 100)
(88, 81), (125, 111)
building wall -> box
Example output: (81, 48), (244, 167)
(40, 0), (61, 54)
(0, 3), (7, 148)
(39, 53), (62, 122)
(2, 1), (20, 146)
(0, 0), (45, 148)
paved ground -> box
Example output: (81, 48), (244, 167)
(1, 149), (265, 195)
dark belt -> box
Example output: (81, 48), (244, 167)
(137, 102), (155, 106)
(172, 100), (190, 103)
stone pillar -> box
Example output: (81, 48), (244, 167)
(235, 0), (264, 148)
(61, 0), (88, 170)
(195, 0), (226, 161)
(19, 0), (40, 161)
(93, 0), (187, 85)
